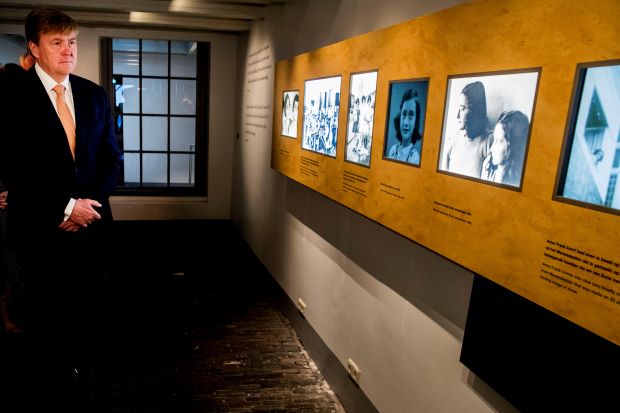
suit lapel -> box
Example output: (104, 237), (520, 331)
(28, 69), (58, 123)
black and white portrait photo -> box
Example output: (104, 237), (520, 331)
(438, 69), (540, 188)
(345, 70), (377, 166)
(383, 79), (429, 167)
(281, 90), (299, 138)
(557, 60), (620, 212)
(302, 76), (341, 157)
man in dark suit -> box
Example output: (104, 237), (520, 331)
(0, 7), (121, 397)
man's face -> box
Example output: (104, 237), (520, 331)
(30, 30), (77, 83)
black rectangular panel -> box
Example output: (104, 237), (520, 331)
(460, 275), (618, 412)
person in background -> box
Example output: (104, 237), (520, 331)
(0, 7), (122, 397)
(0, 51), (35, 73)
(19, 51), (35, 70)
(441, 81), (492, 178)
(0, 179), (21, 333)
(481, 110), (530, 186)
(0, 51), (35, 334)
(387, 88), (422, 165)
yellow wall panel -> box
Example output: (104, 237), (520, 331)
(272, 0), (620, 344)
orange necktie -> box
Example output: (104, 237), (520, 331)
(53, 84), (76, 159)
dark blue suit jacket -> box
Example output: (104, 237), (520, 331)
(0, 67), (121, 251)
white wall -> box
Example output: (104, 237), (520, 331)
(0, 23), (237, 220)
(232, 1), (518, 412)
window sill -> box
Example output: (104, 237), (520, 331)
(110, 195), (208, 204)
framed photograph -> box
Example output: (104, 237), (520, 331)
(382, 78), (429, 167)
(345, 70), (378, 166)
(281, 90), (299, 138)
(438, 68), (540, 189)
(554, 59), (620, 215)
(301, 75), (342, 157)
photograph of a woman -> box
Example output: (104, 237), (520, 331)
(481, 110), (530, 186)
(440, 81), (491, 177)
(383, 79), (429, 166)
(438, 69), (540, 189)
(281, 90), (299, 138)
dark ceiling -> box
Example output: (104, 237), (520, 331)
(0, 0), (289, 33)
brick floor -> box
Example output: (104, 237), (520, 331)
(0, 221), (348, 413)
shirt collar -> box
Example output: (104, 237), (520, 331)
(34, 62), (71, 93)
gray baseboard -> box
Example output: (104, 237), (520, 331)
(274, 290), (379, 413)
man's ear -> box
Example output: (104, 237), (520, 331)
(28, 41), (39, 59)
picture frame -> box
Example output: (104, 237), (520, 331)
(301, 75), (342, 157)
(437, 68), (541, 189)
(345, 70), (378, 167)
(281, 90), (299, 138)
(553, 59), (620, 215)
(382, 78), (429, 167)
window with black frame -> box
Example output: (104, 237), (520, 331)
(102, 37), (209, 196)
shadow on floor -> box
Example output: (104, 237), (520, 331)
(0, 220), (346, 413)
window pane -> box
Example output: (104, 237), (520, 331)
(171, 41), (196, 77)
(116, 77), (140, 113)
(142, 78), (168, 114)
(171, 79), (196, 115)
(171, 154), (194, 184)
(108, 36), (207, 194)
(113, 38), (139, 51)
(143, 116), (168, 151)
(170, 117), (195, 151)
(142, 40), (168, 77)
(123, 115), (140, 150)
(143, 153), (167, 184)
(123, 153), (140, 184)
(112, 39), (139, 75)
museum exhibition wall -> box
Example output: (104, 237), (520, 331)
(234, 1), (514, 411)
(271, 0), (620, 346)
